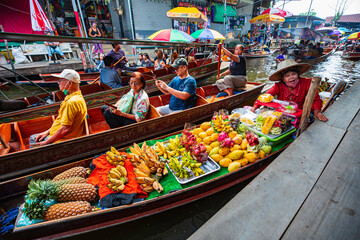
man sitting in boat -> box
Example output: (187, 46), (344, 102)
(251, 59), (328, 122)
(155, 58), (196, 115)
(101, 72), (149, 128)
(99, 56), (123, 89)
(215, 44), (247, 96)
(30, 69), (87, 147)
(106, 43), (137, 76)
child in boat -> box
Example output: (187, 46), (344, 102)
(30, 70), (87, 147)
(251, 59), (328, 122)
(215, 44), (247, 96)
(155, 58), (196, 116)
(101, 72), (149, 128)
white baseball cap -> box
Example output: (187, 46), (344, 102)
(51, 69), (80, 83)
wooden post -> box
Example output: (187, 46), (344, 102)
(217, 43), (222, 76)
(296, 77), (321, 138)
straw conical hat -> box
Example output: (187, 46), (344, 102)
(269, 59), (311, 81)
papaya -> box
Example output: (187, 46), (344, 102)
(219, 158), (232, 168)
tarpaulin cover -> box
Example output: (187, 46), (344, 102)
(0, 0), (44, 34)
(280, 27), (334, 42)
(214, 3), (236, 23)
(87, 153), (148, 199)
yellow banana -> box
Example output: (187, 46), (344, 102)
(116, 165), (127, 176)
(111, 146), (120, 155)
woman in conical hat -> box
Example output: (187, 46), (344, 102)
(252, 59), (328, 121)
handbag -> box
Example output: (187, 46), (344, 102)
(116, 92), (134, 113)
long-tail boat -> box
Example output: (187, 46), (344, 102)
(0, 83), (265, 181)
(0, 127), (289, 240)
(301, 48), (336, 64)
(1, 58), (222, 123)
(341, 51), (360, 60)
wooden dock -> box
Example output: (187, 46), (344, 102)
(189, 81), (360, 240)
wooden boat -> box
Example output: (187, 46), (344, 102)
(301, 48), (335, 64)
(1, 58), (220, 123)
(0, 129), (288, 239)
(0, 82), (265, 181)
(341, 51), (360, 60)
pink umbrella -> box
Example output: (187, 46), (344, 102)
(261, 8), (293, 17)
(29, 0), (53, 32)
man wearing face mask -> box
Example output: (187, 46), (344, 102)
(29, 69), (87, 147)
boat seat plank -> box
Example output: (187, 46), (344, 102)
(13, 123), (25, 151)
(195, 94), (208, 106)
(196, 87), (205, 98)
(149, 96), (163, 108)
(160, 94), (171, 106)
(87, 108), (110, 134)
(153, 68), (167, 77)
(0, 123), (12, 154)
(16, 116), (54, 150)
(201, 85), (220, 97)
(145, 104), (161, 120)
(100, 82), (112, 91)
(79, 83), (104, 96)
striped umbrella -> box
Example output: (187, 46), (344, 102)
(148, 29), (195, 42)
(191, 29), (225, 40)
(347, 32), (360, 40)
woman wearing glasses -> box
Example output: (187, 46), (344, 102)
(101, 72), (149, 128)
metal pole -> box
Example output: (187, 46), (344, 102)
(127, 0), (135, 40)
(224, 0), (227, 47)
(305, 0), (314, 27)
(0, 89), (9, 100)
(0, 26), (18, 82)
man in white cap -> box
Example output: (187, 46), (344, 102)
(30, 69), (87, 147)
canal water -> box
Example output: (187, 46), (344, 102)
(62, 53), (359, 240)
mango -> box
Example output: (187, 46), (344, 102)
(258, 150), (265, 159)
(203, 136), (212, 145)
(228, 161), (241, 172)
(205, 145), (212, 153)
(210, 133), (219, 142)
(219, 147), (230, 156)
(210, 154), (223, 162)
(228, 150), (244, 160)
(235, 158), (249, 166)
(219, 158), (232, 168)
(210, 141), (220, 148)
(200, 122), (211, 131)
(206, 127), (215, 136)
(230, 144), (241, 152)
(228, 131), (237, 139)
(244, 152), (259, 163)
(198, 132), (207, 139)
(196, 137), (202, 143)
(209, 147), (220, 156)
(233, 135), (243, 144)
(192, 128), (203, 135)
(241, 138), (248, 150)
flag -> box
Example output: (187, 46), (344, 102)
(29, 0), (53, 32)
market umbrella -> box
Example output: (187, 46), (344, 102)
(338, 27), (351, 33)
(249, 14), (285, 24)
(261, 8), (293, 17)
(347, 32), (360, 40)
(148, 29), (195, 42)
(328, 29), (342, 36)
(191, 29), (225, 40)
(167, 7), (207, 23)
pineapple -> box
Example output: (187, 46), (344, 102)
(44, 201), (92, 221)
(53, 167), (89, 181)
(52, 177), (87, 185)
(27, 179), (97, 203)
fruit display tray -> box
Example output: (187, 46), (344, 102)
(167, 156), (220, 185)
(249, 126), (296, 145)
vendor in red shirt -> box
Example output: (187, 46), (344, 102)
(252, 59), (328, 122)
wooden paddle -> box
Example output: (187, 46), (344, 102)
(217, 43), (222, 77)
(91, 57), (124, 84)
(296, 77), (321, 138)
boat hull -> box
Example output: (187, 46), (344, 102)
(341, 52), (360, 60)
(301, 49), (335, 64)
(0, 83), (265, 181)
(1, 137), (286, 239)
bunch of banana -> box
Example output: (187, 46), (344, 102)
(107, 165), (128, 192)
(106, 146), (127, 166)
(167, 136), (186, 157)
(129, 142), (168, 193)
(181, 151), (205, 177)
(154, 142), (174, 159)
(212, 115), (233, 133)
(168, 157), (192, 179)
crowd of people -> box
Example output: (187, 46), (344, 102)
(276, 39), (325, 62)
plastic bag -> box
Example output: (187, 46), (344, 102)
(116, 92), (134, 113)
(12, 47), (30, 64)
